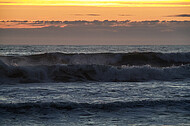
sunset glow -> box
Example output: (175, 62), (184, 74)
(0, 0), (190, 7)
(0, 0), (190, 27)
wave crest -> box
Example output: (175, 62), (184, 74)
(0, 52), (190, 67)
(0, 61), (189, 83)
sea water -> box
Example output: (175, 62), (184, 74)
(0, 45), (190, 126)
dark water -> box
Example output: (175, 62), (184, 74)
(0, 45), (190, 125)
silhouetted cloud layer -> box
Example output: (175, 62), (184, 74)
(73, 14), (100, 16)
(167, 14), (190, 17)
(2, 20), (190, 27)
(0, 20), (190, 45)
(119, 14), (131, 16)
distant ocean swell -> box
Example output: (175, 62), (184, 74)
(0, 100), (189, 113)
(0, 60), (190, 83)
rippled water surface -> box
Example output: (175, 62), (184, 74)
(0, 45), (190, 125)
(0, 81), (190, 125)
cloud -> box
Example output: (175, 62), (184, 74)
(167, 14), (190, 17)
(73, 14), (83, 16)
(1, 20), (190, 25)
(1, 20), (190, 29)
(0, 20), (190, 45)
(73, 14), (100, 16)
(86, 14), (100, 16)
(119, 14), (131, 17)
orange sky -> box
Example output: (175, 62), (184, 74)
(0, 0), (190, 23)
(0, 1), (190, 45)
(0, 6), (190, 21)
(1, 0), (190, 7)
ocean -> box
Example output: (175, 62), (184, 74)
(0, 45), (190, 126)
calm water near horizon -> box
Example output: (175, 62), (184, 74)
(0, 45), (190, 125)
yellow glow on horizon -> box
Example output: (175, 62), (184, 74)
(0, 0), (190, 7)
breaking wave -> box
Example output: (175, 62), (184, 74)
(0, 52), (190, 67)
(0, 59), (189, 83)
(0, 52), (190, 83)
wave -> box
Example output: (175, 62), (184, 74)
(0, 60), (189, 83)
(0, 100), (189, 112)
(0, 52), (190, 67)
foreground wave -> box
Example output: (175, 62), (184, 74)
(1, 52), (190, 67)
(0, 100), (189, 112)
(0, 60), (190, 83)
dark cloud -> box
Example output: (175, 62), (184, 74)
(1, 20), (190, 28)
(73, 14), (100, 16)
(73, 14), (83, 16)
(119, 14), (131, 17)
(0, 20), (190, 45)
(167, 14), (190, 17)
(7, 20), (28, 23)
(86, 14), (100, 16)
(2, 20), (190, 26)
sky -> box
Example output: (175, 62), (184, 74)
(0, 0), (190, 45)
